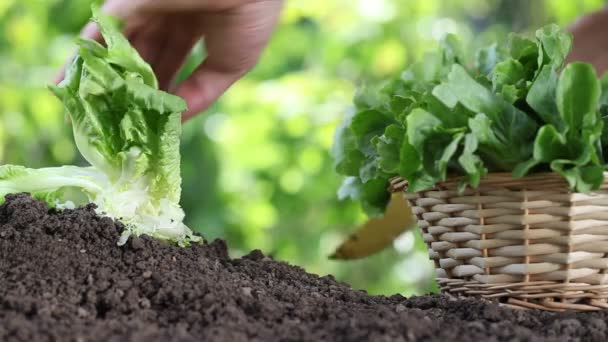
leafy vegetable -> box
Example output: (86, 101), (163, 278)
(0, 8), (201, 246)
(333, 24), (608, 213)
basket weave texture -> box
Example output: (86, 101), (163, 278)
(390, 172), (608, 312)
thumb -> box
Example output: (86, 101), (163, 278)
(172, 0), (283, 121)
(173, 61), (246, 121)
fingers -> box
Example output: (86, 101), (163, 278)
(100, 0), (268, 16)
(128, 14), (203, 90)
(55, 0), (283, 122)
(137, 0), (259, 12)
(175, 0), (283, 120)
(174, 62), (245, 121)
(202, 1), (281, 72)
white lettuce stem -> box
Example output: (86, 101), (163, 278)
(0, 166), (107, 196)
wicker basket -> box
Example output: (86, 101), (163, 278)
(390, 172), (608, 312)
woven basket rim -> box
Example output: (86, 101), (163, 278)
(389, 171), (608, 193)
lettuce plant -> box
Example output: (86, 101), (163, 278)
(0, 9), (201, 246)
(333, 25), (608, 214)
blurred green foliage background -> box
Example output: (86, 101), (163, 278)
(0, 0), (604, 296)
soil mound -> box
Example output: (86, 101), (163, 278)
(1, 194), (607, 341)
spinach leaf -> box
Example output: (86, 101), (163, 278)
(556, 62), (600, 135)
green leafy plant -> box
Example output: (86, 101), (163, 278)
(0, 9), (201, 246)
(333, 24), (608, 214)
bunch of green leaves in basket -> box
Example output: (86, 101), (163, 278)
(333, 24), (608, 215)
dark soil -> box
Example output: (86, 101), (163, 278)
(1, 194), (607, 342)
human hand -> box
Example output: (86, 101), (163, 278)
(55, 0), (283, 121)
(566, 7), (608, 75)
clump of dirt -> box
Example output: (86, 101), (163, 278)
(1, 193), (607, 342)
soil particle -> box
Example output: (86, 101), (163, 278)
(1, 193), (608, 341)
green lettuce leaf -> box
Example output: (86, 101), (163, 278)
(435, 65), (537, 169)
(492, 58), (526, 103)
(376, 124), (405, 174)
(0, 8), (200, 246)
(536, 24), (573, 71)
(458, 133), (486, 188)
